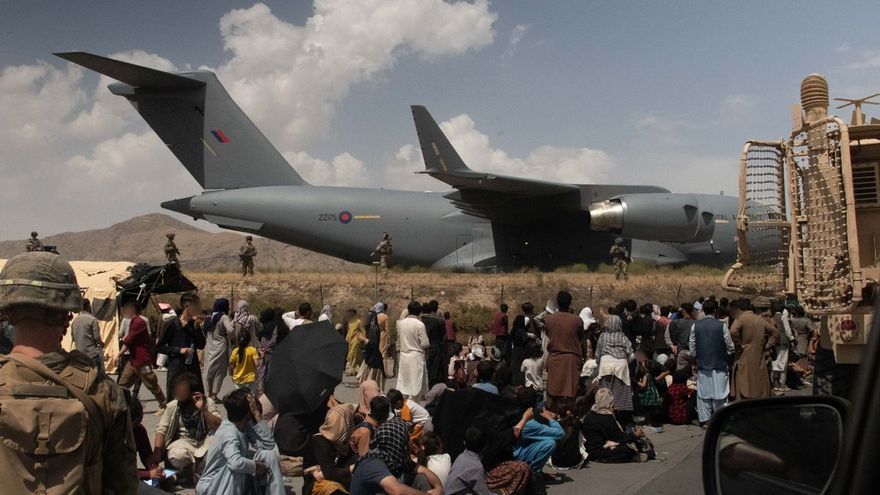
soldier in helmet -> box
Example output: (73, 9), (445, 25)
(372, 232), (393, 276)
(164, 232), (180, 264)
(0, 252), (138, 494)
(610, 237), (631, 281)
(239, 235), (257, 276)
(25, 231), (42, 252)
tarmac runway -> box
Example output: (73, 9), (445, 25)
(136, 369), (706, 495)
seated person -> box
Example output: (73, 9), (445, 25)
(388, 388), (431, 441)
(665, 370), (695, 425)
(513, 404), (565, 473)
(304, 402), (357, 495)
(445, 427), (491, 495)
(472, 361), (499, 395)
(581, 388), (636, 463)
(417, 432), (451, 488)
(351, 395), (391, 458)
(196, 389), (285, 495)
(153, 372), (222, 478)
(351, 415), (442, 495)
(128, 394), (164, 483)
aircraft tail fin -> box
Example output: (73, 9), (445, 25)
(411, 105), (471, 173)
(55, 52), (307, 189)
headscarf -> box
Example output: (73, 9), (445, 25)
(652, 304), (661, 321)
(258, 308), (276, 340)
(592, 388), (615, 415)
(603, 314), (623, 333)
(372, 302), (385, 314)
(319, 403), (355, 456)
(544, 299), (558, 315)
(319, 305), (332, 322)
(579, 307), (596, 330)
(204, 298), (230, 334)
(233, 300), (251, 327)
(423, 383), (448, 408)
(358, 379), (382, 414)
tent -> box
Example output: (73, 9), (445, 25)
(0, 259), (134, 373)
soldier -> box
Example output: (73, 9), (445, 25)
(25, 231), (42, 252)
(0, 252), (138, 494)
(164, 232), (180, 264)
(610, 237), (631, 280)
(239, 235), (257, 276)
(373, 232), (393, 275)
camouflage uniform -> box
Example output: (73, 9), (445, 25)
(0, 252), (138, 494)
(375, 233), (393, 274)
(164, 233), (180, 264)
(25, 231), (42, 252)
(610, 238), (630, 280)
(239, 236), (257, 276)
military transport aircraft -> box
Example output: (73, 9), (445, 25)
(56, 52), (738, 270)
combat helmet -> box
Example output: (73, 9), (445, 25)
(166, 232), (175, 239)
(614, 237), (624, 244)
(30, 231), (38, 238)
(0, 252), (83, 313)
(246, 236), (253, 241)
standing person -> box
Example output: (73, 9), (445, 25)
(728, 299), (779, 400)
(688, 300), (735, 427)
(203, 298), (232, 401)
(0, 252), (138, 494)
(771, 302), (795, 393)
(232, 300), (261, 349)
(376, 303), (392, 378)
(610, 237), (630, 281)
(396, 301), (430, 400)
(509, 314), (530, 386)
(444, 311), (457, 357)
(372, 232), (393, 276)
(239, 236), (257, 276)
(70, 298), (104, 372)
(196, 389), (284, 495)
(118, 301), (148, 397)
(158, 292), (206, 394)
(789, 306), (815, 357)
(359, 303), (387, 389)
(544, 291), (584, 399)
(491, 304), (510, 362)
(595, 315), (635, 418)
(283, 303), (314, 331)
(345, 309), (367, 376)
(651, 306), (674, 361)
(164, 232), (180, 264)
(422, 300), (448, 387)
(670, 303), (695, 371)
(319, 305), (333, 322)
(255, 308), (281, 395)
(117, 308), (168, 411)
(229, 332), (259, 392)
(25, 231), (42, 252)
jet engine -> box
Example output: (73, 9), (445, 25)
(589, 193), (715, 243)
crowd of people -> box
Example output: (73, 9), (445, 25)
(0, 250), (819, 495)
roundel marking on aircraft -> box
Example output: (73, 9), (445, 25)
(339, 211), (353, 224)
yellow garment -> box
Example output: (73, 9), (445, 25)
(345, 320), (365, 369)
(312, 479), (348, 495)
(229, 345), (258, 385)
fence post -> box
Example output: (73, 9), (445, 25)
(589, 285), (594, 307)
(320, 284), (324, 308)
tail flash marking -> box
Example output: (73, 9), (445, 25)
(211, 130), (230, 143)
(201, 138), (217, 157)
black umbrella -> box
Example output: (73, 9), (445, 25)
(264, 320), (347, 415)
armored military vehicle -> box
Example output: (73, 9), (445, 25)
(724, 74), (880, 396)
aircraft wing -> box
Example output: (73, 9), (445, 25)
(412, 105), (578, 197)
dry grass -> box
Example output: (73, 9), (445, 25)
(181, 267), (726, 334)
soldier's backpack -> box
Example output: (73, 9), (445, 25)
(0, 352), (105, 494)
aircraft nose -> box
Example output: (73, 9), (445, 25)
(589, 199), (625, 231)
(161, 196), (200, 219)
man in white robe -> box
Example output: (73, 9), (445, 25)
(396, 301), (430, 400)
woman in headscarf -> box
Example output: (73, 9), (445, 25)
(344, 309), (367, 376)
(595, 314), (635, 418)
(202, 298), (232, 400)
(304, 403), (357, 495)
(232, 300), (261, 347)
(509, 314), (530, 386)
(350, 380), (385, 458)
(318, 305), (332, 322)
(580, 388), (636, 463)
(255, 307), (281, 396)
(356, 379), (383, 417)
(358, 303), (387, 389)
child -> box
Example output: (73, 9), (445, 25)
(447, 342), (468, 380)
(521, 342), (545, 393)
(228, 331), (259, 392)
(417, 431), (451, 488)
(666, 370), (695, 425)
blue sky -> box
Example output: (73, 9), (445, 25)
(2, 1), (880, 239)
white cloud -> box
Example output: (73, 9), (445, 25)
(846, 50), (880, 69)
(0, 1), (498, 238)
(504, 23), (529, 57)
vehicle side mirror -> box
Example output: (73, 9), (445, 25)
(702, 395), (848, 495)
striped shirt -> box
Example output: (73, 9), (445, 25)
(596, 331), (634, 360)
